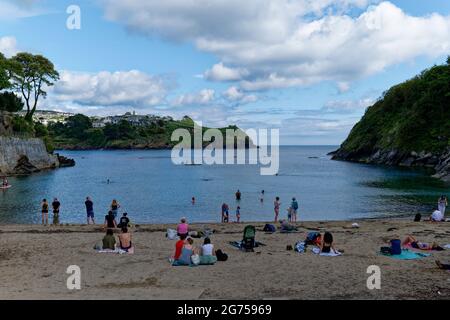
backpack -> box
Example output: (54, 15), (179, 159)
(390, 239), (401, 255)
(216, 249), (228, 261)
(263, 224), (276, 232)
(414, 213), (421, 222)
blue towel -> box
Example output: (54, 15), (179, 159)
(380, 249), (430, 260)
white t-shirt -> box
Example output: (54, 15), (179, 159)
(202, 243), (214, 256)
(431, 210), (444, 221)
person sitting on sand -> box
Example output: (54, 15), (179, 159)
(102, 229), (116, 250)
(280, 219), (298, 232)
(177, 217), (189, 237)
(104, 210), (117, 229)
(320, 232), (337, 254)
(402, 235), (444, 251)
(435, 260), (450, 270)
(200, 237), (217, 264)
(173, 237), (195, 266)
(172, 233), (187, 262)
(118, 226), (132, 252)
(430, 209), (444, 222)
(118, 212), (130, 228)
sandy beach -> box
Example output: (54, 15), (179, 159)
(0, 219), (449, 300)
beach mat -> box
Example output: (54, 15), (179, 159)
(229, 241), (266, 249)
(380, 249), (430, 260)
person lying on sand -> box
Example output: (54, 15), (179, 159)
(402, 235), (444, 251)
(118, 226), (132, 252)
(280, 219), (298, 232)
(435, 260), (450, 270)
(102, 229), (116, 250)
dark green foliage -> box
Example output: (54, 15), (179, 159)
(0, 92), (24, 112)
(339, 60), (450, 155)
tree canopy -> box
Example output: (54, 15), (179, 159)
(9, 52), (59, 121)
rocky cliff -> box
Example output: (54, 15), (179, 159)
(331, 60), (450, 182)
(0, 112), (64, 175)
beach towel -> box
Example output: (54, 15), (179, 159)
(97, 248), (134, 255)
(380, 249), (430, 260)
(229, 240), (266, 249)
(312, 247), (342, 256)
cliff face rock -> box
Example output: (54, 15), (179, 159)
(0, 136), (59, 175)
(331, 60), (450, 182)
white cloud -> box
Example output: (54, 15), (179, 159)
(51, 70), (170, 108)
(0, 36), (18, 57)
(100, 1), (450, 91)
(0, 0), (46, 20)
(171, 89), (215, 106)
(204, 63), (249, 81)
(223, 86), (257, 104)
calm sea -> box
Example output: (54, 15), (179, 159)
(0, 146), (448, 224)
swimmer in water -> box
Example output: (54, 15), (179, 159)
(192, 197), (196, 205)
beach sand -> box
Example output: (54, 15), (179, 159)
(0, 219), (449, 300)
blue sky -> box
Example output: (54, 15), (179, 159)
(0, 0), (449, 145)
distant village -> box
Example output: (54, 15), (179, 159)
(20, 110), (174, 127)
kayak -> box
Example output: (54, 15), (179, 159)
(0, 184), (11, 190)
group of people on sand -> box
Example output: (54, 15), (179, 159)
(274, 197), (299, 223)
(100, 226), (133, 252)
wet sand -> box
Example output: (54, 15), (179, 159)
(0, 219), (449, 300)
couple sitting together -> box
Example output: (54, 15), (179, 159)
(100, 226), (134, 253)
(171, 234), (217, 266)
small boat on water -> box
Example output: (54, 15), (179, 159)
(0, 184), (11, 190)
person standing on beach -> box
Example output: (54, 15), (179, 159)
(41, 199), (49, 225)
(291, 197), (299, 223)
(52, 198), (61, 225)
(85, 197), (95, 224)
(104, 210), (117, 229)
(236, 206), (241, 223)
(235, 190), (241, 201)
(221, 203), (229, 223)
(110, 199), (120, 218)
(438, 195), (447, 216)
(274, 197), (280, 222)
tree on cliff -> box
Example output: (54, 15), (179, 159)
(9, 53), (59, 122)
(0, 53), (10, 90)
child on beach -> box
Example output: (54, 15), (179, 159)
(221, 203), (229, 223)
(290, 197), (298, 223)
(41, 199), (49, 225)
(236, 206), (241, 223)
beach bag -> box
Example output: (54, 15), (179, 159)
(414, 213), (421, 222)
(191, 254), (200, 265)
(294, 241), (306, 253)
(305, 232), (320, 245)
(263, 224), (276, 232)
(167, 229), (177, 240)
(390, 239), (401, 255)
(380, 246), (391, 255)
(216, 249), (228, 261)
